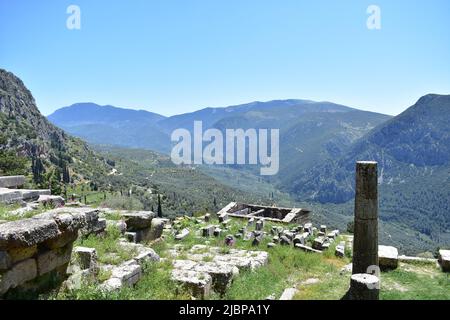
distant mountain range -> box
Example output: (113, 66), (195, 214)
(47, 94), (450, 254)
(48, 99), (391, 160)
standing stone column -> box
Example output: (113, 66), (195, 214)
(352, 161), (379, 275)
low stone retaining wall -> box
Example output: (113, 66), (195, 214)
(0, 176), (25, 188)
(0, 209), (91, 296)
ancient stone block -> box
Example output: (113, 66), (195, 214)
(134, 248), (160, 265)
(7, 245), (37, 264)
(293, 234), (305, 246)
(43, 229), (78, 249)
(37, 195), (65, 207)
(213, 228), (222, 237)
(280, 235), (291, 246)
(0, 218), (59, 250)
(312, 236), (328, 250)
(193, 262), (236, 295)
(335, 243), (345, 258)
(36, 244), (73, 276)
(279, 287), (298, 300)
(110, 263), (142, 287)
(171, 269), (212, 299)
(175, 228), (190, 241)
(438, 249), (450, 272)
(125, 232), (138, 243)
(100, 277), (123, 292)
(218, 213), (229, 223)
(149, 218), (165, 240)
(0, 258), (37, 295)
(0, 176), (25, 188)
(252, 232), (263, 246)
(378, 245), (399, 270)
(120, 211), (155, 230)
(202, 225), (215, 237)
(74, 247), (97, 271)
(294, 243), (322, 254)
(255, 220), (264, 231)
(320, 225), (327, 233)
(204, 213), (211, 222)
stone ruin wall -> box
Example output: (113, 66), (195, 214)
(0, 207), (105, 297)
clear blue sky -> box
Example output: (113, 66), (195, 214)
(1, 0), (449, 116)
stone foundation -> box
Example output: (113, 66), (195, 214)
(0, 210), (88, 297)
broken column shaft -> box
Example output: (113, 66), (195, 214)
(352, 161), (379, 275)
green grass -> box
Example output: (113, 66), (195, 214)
(0, 203), (50, 221)
(380, 264), (450, 300)
(51, 214), (450, 300)
(73, 224), (136, 265)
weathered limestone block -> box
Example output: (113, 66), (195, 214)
(320, 225), (327, 233)
(149, 218), (165, 240)
(124, 231), (138, 243)
(91, 218), (107, 234)
(74, 247), (97, 272)
(438, 250), (450, 272)
(0, 258), (37, 295)
(378, 245), (399, 270)
(294, 243), (322, 254)
(312, 236), (329, 251)
(0, 218), (59, 249)
(19, 189), (51, 202)
(293, 234), (306, 246)
(303, 223), (313, 235)
(63, 269), (91, 291)
(280, 235), (291, 246)
(213, 227), (222, 237)
(252, 231), (263, 246)
(247, 217), (255, 226)
(37, 195), (65, 207)
(218, 213), (229, 223)
(0, 175), (25, 188)
(175, 228), (190, 241)
(36, 244), (73, 276)
(7, 245), (37, 264)
(119, 211), (155, 231)
(193, 262), (237, 295)
(171, 269), (212, 299)
(348, 273), (379, 300)
(335, 243), (346, 258)
(279, 287), (298, 300)
(43, 229), (78, 250)
(110, 263), (142, 287)
(134, 248), (160, 265)
(0, 188), (23, 203)
(204, 213), (211, 222)
(202, 225), (215, 237)
(255, 219), (264, 231)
